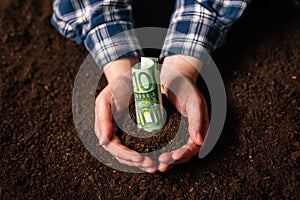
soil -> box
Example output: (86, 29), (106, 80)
(1, 0), (299, 199)
(118, 95), (189, 153)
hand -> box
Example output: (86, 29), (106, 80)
(94, 57), (157, 173)
(158, 55), (209, 172)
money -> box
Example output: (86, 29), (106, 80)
(132, 57), (164, 132)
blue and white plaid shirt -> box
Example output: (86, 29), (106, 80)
(51, 0), (249, 69)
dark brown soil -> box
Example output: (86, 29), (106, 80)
(118, 95), (189, 154)
(1, 0), (299, 199)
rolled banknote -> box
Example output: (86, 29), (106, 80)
(132, 57), (164, 132)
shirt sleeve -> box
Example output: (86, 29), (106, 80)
(160, 0), (249, 60)
(51, 0), (143, 69)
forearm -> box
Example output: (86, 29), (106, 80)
(160, 0), (249, 60)
(51, 0), (143, 69)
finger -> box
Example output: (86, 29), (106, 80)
(158, 163), (174, 172)
(158, 138), (199, 164)
(115, 157), (140, 168)
(145, 168), (157, 174)
(171, 138), (200, 161)
(140, 157), (157, 169)
(172, 156), (192, 165)
(103, 134), (143, 163)
(116, 156), (156, 169)
(158, 152), (174, 165)
(94, 114), (118, 140)
(116, 155), (157, 173)
(95, 91), (113, 145)
(158, 138), (201, 168)
(185, 93), (209, 145)
(94, 117), (101, 140)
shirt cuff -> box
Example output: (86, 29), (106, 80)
(84, 21), (143, 70)
(160, 0), (248, 61)
(160, 23), (224, 61)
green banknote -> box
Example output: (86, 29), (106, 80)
(132, 57), (164, 132)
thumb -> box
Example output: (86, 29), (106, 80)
(186, 93), (209, 145)
(95, 91), (114, 145)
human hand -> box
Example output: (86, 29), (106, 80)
(158, 55), (209, 172)
(94, 57), (157, 173)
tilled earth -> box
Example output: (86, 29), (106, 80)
(1, 0), (299, 199)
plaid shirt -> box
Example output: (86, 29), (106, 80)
(51, 0), (248, 69)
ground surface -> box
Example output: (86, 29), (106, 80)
(1, 0), (300, 199)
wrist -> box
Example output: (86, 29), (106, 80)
(103, 57), (139, 84)
(162, 55), (202, 84)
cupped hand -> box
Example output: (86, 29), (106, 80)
(94, 55), (209, 173)
(158, 55), (209, 172)
(94, 57), (157, 173)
